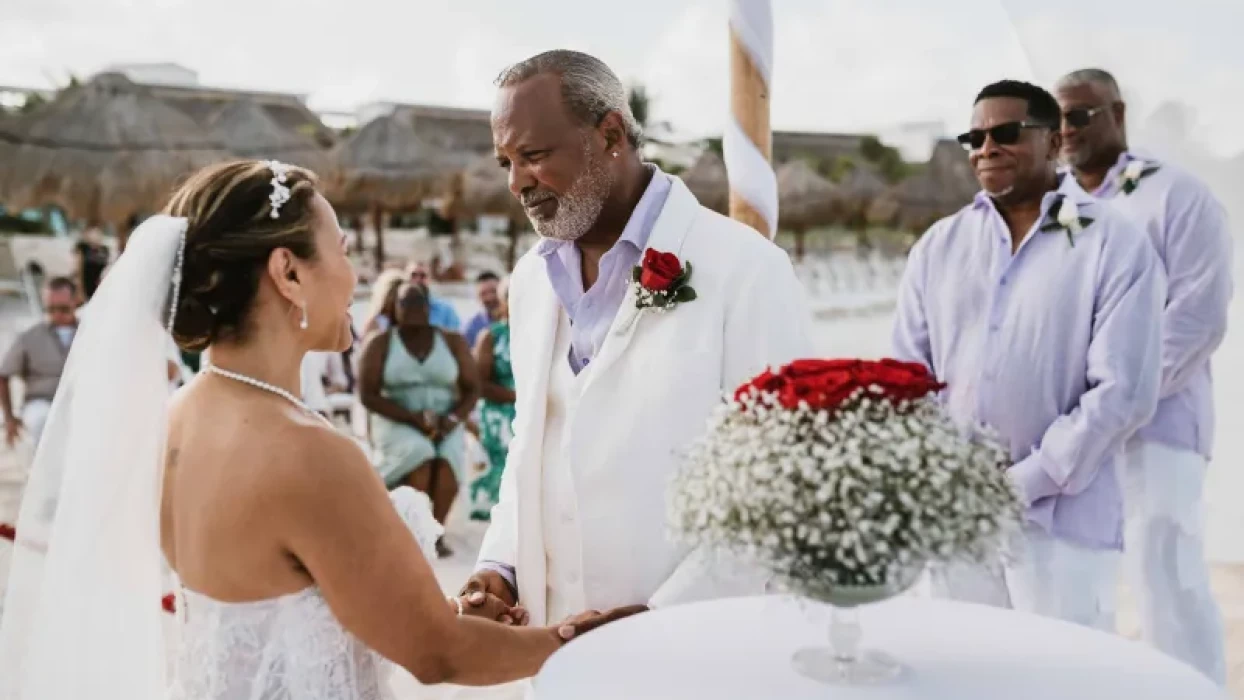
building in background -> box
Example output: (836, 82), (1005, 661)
(102, 62), (198, 87)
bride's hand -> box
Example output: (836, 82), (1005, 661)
(554, 604), (649, 641)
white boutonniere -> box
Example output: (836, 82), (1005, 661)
(1040, 194), (1095, 248)
(1119, 159), (1160, 195)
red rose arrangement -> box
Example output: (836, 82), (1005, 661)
(0, 522), (15, 541)
(632, 249), (696, 311)
(735, 358), (944, 413)
(670, 357), (1019, 591)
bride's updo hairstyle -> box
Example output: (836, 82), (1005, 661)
(164, 160), (320, 351)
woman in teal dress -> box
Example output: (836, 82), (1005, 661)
(471, 281), (514, 521)
(358, 282), (478, 557)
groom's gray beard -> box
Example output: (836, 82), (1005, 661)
(527, 150), (613, 242)
(985, 185), (1015, 199)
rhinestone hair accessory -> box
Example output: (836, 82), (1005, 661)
(166, 218), (189, 333)
(265, 159), (292, 219)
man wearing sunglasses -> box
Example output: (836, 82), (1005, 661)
(0, 277), (80, 451)
(1057, 68), (1231, 683)
(893, 80), (1165, 630)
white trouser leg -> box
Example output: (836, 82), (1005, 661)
(1122, 440), (1225, 685)
(1004, 526), (1118, 632)
(930, 525), (1117, 632)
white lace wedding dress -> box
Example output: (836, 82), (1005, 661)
(167, 487), (442, 700)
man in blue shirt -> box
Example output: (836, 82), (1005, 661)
(461, 271), (503, 349)
(406, 260), (461, 332)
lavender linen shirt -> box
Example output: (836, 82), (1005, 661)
(892, 186), (1166, 549)
(1083, 152), (1233, 458)
(478, 166), (674, 596)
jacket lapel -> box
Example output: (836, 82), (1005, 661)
(583, 178), (700, 390)
(510, 261), (560, 625)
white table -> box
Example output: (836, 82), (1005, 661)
(535, 596), (1225, 699)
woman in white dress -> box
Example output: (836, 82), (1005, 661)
(0, 160), (638, 700)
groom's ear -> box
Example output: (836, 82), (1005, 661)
(598, 111), (628, 154)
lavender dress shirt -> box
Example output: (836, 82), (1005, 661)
(1082, 152), (1233, 459)
(892, 184), (1166, 549)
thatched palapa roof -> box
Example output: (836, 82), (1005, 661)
(206, 99), (333, 177)
(868, 139), (977, 230)
(329, 112), (471, 212)
(454, 154), (523, 220)
(0, 73), (227, 225)
(149, 82), (337, 149)
(679, 151), (729, 214)
(777, 160), (840, 231)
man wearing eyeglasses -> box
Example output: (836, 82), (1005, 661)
(1057, 68), (1231, 683)
(0, 277), (80, 450)
(893, 80), (1165, 630)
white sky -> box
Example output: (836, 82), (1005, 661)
(2, 0), (1241, 156)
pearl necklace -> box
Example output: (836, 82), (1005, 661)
(205, 365), (329, 424)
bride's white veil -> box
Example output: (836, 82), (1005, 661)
(0, 215), (188, 699)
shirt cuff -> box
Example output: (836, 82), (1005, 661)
(1008, 452), (1063, 505)
(476, 560), (519, 602)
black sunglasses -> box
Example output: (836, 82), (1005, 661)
(957, 121), (1050, 151)
(1061, 105), (1108, 129)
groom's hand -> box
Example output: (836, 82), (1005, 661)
(455, 593), (524, 624)
(462, 569), (517, 608)
(556, 604), (649, 641)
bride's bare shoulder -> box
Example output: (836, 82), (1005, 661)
(168, 380), (374, 487)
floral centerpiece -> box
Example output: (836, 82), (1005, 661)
(669, 358), (1021, 683)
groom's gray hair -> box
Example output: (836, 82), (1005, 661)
(495, 49), (643, 147)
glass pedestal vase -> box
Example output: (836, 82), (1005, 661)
(787, 567), (922, 686)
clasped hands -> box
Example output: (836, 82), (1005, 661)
(455, 569), (647, 641)
(410, 410), (459, 443)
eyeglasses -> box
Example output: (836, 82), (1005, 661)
(957, 121), (1050, 151)
(1061, 105), (1108, 129)
(46, 304), (74, 314)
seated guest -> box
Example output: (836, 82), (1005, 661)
(0, 277), (79, 449)
(358, 282), (479, 558)
(462, 270), (504, 349)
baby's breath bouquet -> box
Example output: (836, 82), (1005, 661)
(673, 362), (1019, 590)
(670, 359), (1021, 682)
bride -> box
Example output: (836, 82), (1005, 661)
(0, 160), (637, 699)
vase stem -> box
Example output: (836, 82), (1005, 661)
(829, 606), (862, 663)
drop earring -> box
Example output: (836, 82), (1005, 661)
(299, 306), (308, 330)
(611, 151), (618, 158)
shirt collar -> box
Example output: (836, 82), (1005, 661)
(534, 164), (670, 258)
(970, 173), (1078, 221)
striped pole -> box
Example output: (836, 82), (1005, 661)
(725, 0), (778, 238)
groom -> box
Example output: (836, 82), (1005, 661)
(457, 50), (811, 629)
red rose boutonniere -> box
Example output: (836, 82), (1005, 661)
(633, 249), (697, 312)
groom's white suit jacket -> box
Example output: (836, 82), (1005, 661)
(478, 179), (812, 625)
